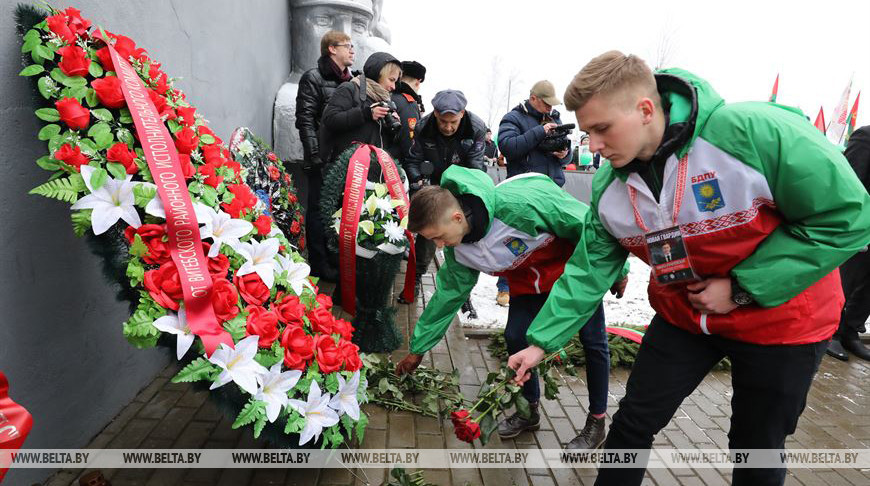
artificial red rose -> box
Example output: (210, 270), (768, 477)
(307, 306), (335, 335)
(450, 410), (470, 427)
(124, 224), (170, 265)
(63, 7), (91, 37)
(313, 334), (343, 373)
(149, 89), (174, 119)
(233, 271), (270, 306)
(267, 165), (281, 181)
(245, 305), (280, 348)
(273, 292), (306, 326)
(53, 143), (89, 172)
(95, 47), (113, 71)
(57, 45), (90, 77)
(144, 261), (184, 310)
(207, 253), (230, 280)
(91, 76), (125, 109)
(198, 162), (223, 188)
(46, 13), (75, 43)
(282, 349), (307, 370)
(55, 97), (90, 131)
(222, 184), (258, 218)
(106, 142), (138, 174)
(174, 127), (199, 154)
(290, 220), (301, 235)
(454, 420), (481, 443)
(287, 193), (298, 204)
(152, 72), (170, 95)
(316, 294), (333, 310)
(201, 144), (222, 164)
(197, 125), (222, 144)
(211, 279), (240, 322)
(176, 106), (196, 126)
(299, 235), (306, 250)
(281, 326), (314, 370)
(253, 214), (272, 236)
(267, 152), (278, 162)
(332, 318), (354, 341)
(338, 339), (362, 371)
(178, 153), (195, 180)
(109, 32), (137, 61)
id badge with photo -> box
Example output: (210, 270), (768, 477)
(644, 226), (699, 285)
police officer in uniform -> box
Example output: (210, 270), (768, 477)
(390, 61), (427, 162)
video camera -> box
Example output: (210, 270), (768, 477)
(538, 123), (575, 153)
(373, 100), (403, 134)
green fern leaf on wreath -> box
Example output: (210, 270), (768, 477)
(232, 399), (266, 429)
(172, 357), (220, 384)
(70, 210), (92, 237)
(29, 175), (85, 203)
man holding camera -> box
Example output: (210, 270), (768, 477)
(498, 80), (573, 187)
(400, 90), (487, 305)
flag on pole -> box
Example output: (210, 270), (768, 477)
(814, 107), (826, 135)
(846, 91), (861, 141)
(828, 76), (853, 144)
(769, 74), (779, 102)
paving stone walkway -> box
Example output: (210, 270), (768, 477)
(43, 262), (870, 486)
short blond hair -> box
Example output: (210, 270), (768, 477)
(378, 62), (402, 83)
(320, 30), (351, 57)
(564, 50), (658, 111)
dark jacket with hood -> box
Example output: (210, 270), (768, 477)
(319, 52), (402, 164)
(295, 56), (357, 166)
(403, 110), (487, 185)
(389, 81), (424, 162)
(498, 101), (572, 186)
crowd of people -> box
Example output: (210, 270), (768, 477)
(292, 31), (870, 486)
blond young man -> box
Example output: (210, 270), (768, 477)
(508, 51), (870, 485)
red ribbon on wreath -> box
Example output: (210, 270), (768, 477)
(96, 31), (233, 356)
(0, 372), (33, 482)
(339, 145), (416, 315)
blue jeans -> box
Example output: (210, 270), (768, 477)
(503, 293), (609, 414)
(496, 276), (509, 293)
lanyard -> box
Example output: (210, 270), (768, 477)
(628, 154), (689, 233)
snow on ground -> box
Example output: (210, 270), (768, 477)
(455, 256), (655, 329)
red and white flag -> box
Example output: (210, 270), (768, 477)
(828, 77), (853, 144)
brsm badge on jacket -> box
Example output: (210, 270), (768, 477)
(691, 172), (725, 212)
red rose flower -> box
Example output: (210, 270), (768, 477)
(211, 279), (240, 323)
(201, 144), (222, 164)
(299, 235), (306, 250)
(267, 152), (278, 162)
(53, 143), (89, 172)
(177, 106), (196, 126)
(288, 193), (298, 204)
(198, 162), (223, 188)
(268, 165), (281, 181)
(124, 224), (170, 265)
(273, 293), (306, 326)
(174, 127), (199, 154)
(307, 306), (334, 335)
(316, 294), (333, 310)
(245, 305), (280, 348)
(46, 13), (75, 43)
(338, 339), (362, 371)
(148, 89), (174, 119)
(95, 47), (113, 71)
(332, 318), (354, 341)
(233, 272), (270, 306)
(454, 420), (481, 443)
(313, 334), (343, 374)
(55, 97), (90, 131)
(178, 153), (195, 180)
(197, 125), (222, 144)
(91, 76), (125, 109)
(207, 253), (230, 280)
(143, 261), (184, 310)
(109, 32), (137, 61)
(57, 45), (91, 77)
(152, 73), (170, 95)
(282, 349), (307, 370)
(450, 410), (470, 427)
(107, 142), (138, 174)
(253, 214), (272, 236)
(290, 220), (301, 235)
(281, 326), (314, 370)
(63, 7), (91, 37)
(222, 184), (258, 218)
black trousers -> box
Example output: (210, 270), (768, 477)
(303, 166), (332, 277)
(414, 234), (436, 277)
(836, 249), (870, 336)
(595, 316), (826, 486)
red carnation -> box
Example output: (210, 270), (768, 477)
(57, 45), (91, 77)
(45, 13), (75, 43)
(53, 143), (89, 172)
(174, 127), (199, 154)
(107, 142), (138, 174)
(233, 271), (270, 306)
(245, 305), (280, 349)
(253, 214), (272, 236)
(313, 334), (343, 374)
(91, 76), (125, 109)
(211, 279), (240, 323)
(124, 224), (171, 265)
(55, 97), (90, 131)
(143, 261), (184, 310)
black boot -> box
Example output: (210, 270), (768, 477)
(498, 402), (540, 439)
(842, 331), (870, 361)
(565, 413), (606, 450)
(461, 298), (478, 319)
(826, 338), (849, 361)
(397, 274), (423, 304)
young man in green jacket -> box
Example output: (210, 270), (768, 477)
(509, 51), (870, 485)
(395, 165), (628, 448)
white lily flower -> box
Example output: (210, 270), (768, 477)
(199, 206), (255, 257)
(287, 381), (339, 446)
(328, 371), (361, 420)
(236, 237), (281, 288)
(254, 363), (302, 423)
(152, 309), (194, 360)
(207, 335), (267, 395)
(382, 220), (405, 243)
(141, 183), (212, 223)
(71, 165), (141, 235)
(275, 254), (312, 296)
(364, 194), (379, 216)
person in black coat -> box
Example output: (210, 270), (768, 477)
(320, 51), (403, 164)
(827, 125), (870, 361)
(390, 61), (427, 163)
(294, 30), (357, 281)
